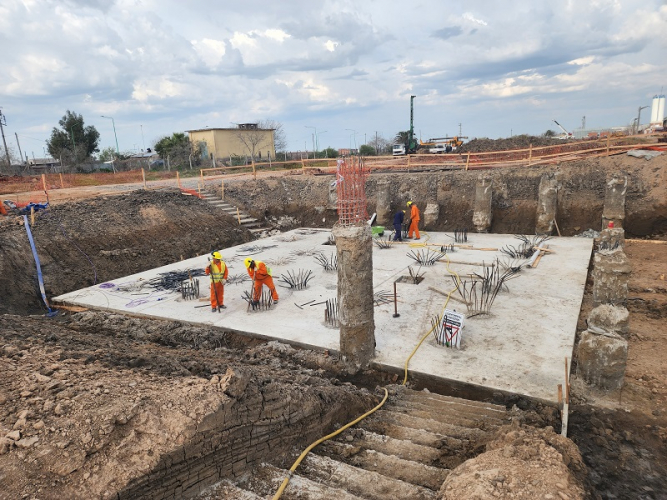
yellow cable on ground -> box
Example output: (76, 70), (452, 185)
(272, 387), (389, 500)
(272, 249), (462, 499)
(402, 253), (461, 385)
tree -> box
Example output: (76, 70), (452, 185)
(394, 130), (409, 145)
(235, 123), (276, 161)
(47, 111), (99, 167)
(259, 119), (287, 152)
(544, 129), (556, 138)
(153, 132), (199, 169)
(320, 147), (338, 158)
(98, 146), (116, 162)
(359, 144), (376, 156)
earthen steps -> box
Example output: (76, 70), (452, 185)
(200, 190), (270, 236)
(299, 453), (436, 500)
(319, 441), (449, 491)
(237, 463), (364, 500)
(217, 390), (508, 499)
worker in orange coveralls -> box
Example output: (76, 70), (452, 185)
(406, 201), (421, 240)
(205, 251), (228, 312)
(244, 257), (279, 305)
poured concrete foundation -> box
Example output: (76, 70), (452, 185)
(536, 174), (558, 235)
(602, 175), (628, 229)
(54, 230), (593, 404)
(472, 175), (492, 232)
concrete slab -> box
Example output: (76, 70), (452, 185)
(54, 229), (593, 404)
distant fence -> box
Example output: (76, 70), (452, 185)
(1, 136), (661, 204)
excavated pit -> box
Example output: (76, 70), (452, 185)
(1, 152), (666, 499)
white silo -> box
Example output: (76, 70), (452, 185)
(658, 95), (666, 124)
(650, 95), (660, 124)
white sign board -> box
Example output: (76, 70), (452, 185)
(435, 309), (465, 348)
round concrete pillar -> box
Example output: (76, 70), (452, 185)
(535, 174), (558, 235)
(602, 176), (627, 230)
(472, 175), (492, 233)
(333, 224), (375, 371)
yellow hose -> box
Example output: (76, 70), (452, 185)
(272, 249), (462, 499)
(271, 388), (389, 500)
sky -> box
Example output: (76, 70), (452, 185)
(1, 0), (666, 158)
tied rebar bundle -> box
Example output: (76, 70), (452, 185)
(278, 269), (314, 290)
(226, 273), (250, 286)
(454, 228), (468, 243)
(374, 237), (393, 249)
(373, 290), (395, 306)
(440, 244), (456, 253)
(500, 235), (551, 259)
(407, 248), (445, 266)
(408, 265), (425, 284)
(324, 298), (339, 327)
(145, 269), (207, 292)
(431, 313), (459, 347)
(324, 233), (336, 246)
(242, 289), (274, 311)
(314, 252), (338, 271)
(265, 255), (296, 266)
(599, 240), (621, 251)
(451, 260), (520, 317)
(181, 279), (200, 300)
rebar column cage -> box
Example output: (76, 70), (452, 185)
(336, 156), (369, 226)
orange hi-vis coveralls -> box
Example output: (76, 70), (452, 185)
(247, 261), (279, 302)
(408, 203), (421, 239)
(206, 259), (228, 309)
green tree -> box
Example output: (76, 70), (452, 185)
(544, 129), (556, 138)
(359, 144), (376, 156)
(320, 147), (338, 158)
(98, 146), (116, 162)
(153, 132), (200, 169)
(47, 111), (99, 167)
(394, 130), (409, 145)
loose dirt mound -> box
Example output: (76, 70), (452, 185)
(0, 312), (376, 499)
(438, 425), (588, 499)
(0, 189), (252, 315)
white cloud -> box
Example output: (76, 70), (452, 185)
(325, 40), (339, 52)
(462, 12), (488, 26)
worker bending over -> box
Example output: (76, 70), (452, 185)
(393, 209), (405, 241)
(407, 201), (421, 240)
(244, 258), (279, 305)
(206, 251), (228, 312)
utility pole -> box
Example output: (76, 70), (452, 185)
(140, 124), (146, 152)
(0, 109), (12, 172)
(15, 132), (25, 167)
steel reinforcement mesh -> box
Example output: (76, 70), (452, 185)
(336, 156), (369, 226)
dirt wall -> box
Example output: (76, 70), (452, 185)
(0, 190), (252, 315)
(222, 154), (667, 238)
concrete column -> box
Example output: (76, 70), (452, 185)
(587, 304), (630, 337)
(598, 227), (625, 251)
(328, 181), (338, 210)
(333, 224), (375, 372)
(535, 174), (558, 235)
(472, 175), (492, 233)
(592, 249), (632, 306)
(423, 203), (440, 230)
(576, 330), (627, 391)
(375, 179), (391, 226)
(602, 175), (627, 230)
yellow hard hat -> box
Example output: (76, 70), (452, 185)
(407, 201), (412, 207)
(211, 251), (222, 260)
(244, 257), (253, 268)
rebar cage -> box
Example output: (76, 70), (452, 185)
(336, 156), (369, 226)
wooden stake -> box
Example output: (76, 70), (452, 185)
(176, 171), (181, 189)
(41, 173), (47, 193)
(465, 152), (470, 170)
(59, 173), (64, 189)
(558, 384), (563, 414)
(142, 168), (147, 189)
(252, 160), (256, 180)
(30, 206), (35, 226)
(553, 218), (561, 237)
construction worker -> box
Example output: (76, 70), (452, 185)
(244, 257), (279, 305)
(406, 201), (421, 240)
(205, 251), (228, 312)
(393, 209), (405, 241)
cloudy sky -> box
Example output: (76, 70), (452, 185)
(1, 0), (666, 157)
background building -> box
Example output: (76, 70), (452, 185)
(187, 124), (275, 164)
